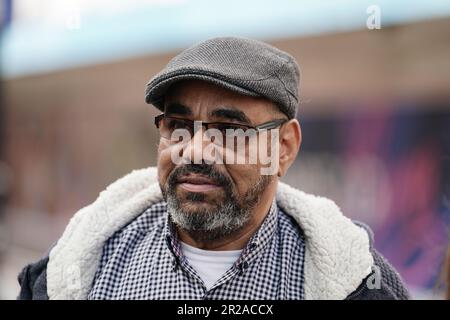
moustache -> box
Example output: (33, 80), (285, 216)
(168, 164), (231, 188)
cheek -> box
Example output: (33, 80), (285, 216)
(157, 141), (176, 187)
(226, 164), (261, 195)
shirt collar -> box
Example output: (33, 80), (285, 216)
(164, 215), (183, 269)
(235, 200), (278, 270)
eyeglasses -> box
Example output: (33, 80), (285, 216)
(154, 114), (287, 142)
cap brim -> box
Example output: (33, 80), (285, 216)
(145, 72), (260, 111)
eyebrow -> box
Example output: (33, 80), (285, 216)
(164, 103), (192, 116)
(209, 107), (251, 124)
(164, 103), (251, 124)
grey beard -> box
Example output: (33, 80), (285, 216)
(163, 170), (272, 243)
(166, 198), (251, 242)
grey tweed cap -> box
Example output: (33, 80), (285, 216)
(145, 37), (300, 119)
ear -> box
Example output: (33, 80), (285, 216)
(277, 119), (302, 177)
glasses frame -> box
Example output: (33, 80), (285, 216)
(154, 113), (287, 139)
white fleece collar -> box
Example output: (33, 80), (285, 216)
(47, 167), (373, 300)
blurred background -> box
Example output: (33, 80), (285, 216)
(1, 0), (449, 299)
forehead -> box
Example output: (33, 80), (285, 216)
(164, 80), (279, 119)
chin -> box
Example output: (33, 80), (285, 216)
(178, 196), (222, 214)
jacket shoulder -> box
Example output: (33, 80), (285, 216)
(17, 255), (49, 300)
(346, 220), (411, 300)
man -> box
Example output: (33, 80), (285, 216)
(18, 37), (409, 300)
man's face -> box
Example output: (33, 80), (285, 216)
(157, 80), (284, 242)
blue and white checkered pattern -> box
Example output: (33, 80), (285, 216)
(88, 200), (306, 300)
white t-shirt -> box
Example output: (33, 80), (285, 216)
(180, 241), (243, 290)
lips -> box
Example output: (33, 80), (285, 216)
(177, 174), (221, 192)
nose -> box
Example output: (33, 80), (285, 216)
(180, 123), (222, 165)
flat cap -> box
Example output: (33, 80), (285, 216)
(145, 37), (300, 119)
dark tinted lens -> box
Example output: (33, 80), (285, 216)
(211, 123), (249, 135)
(160, 117), (192, 138)
(166, 118), (188, 130)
